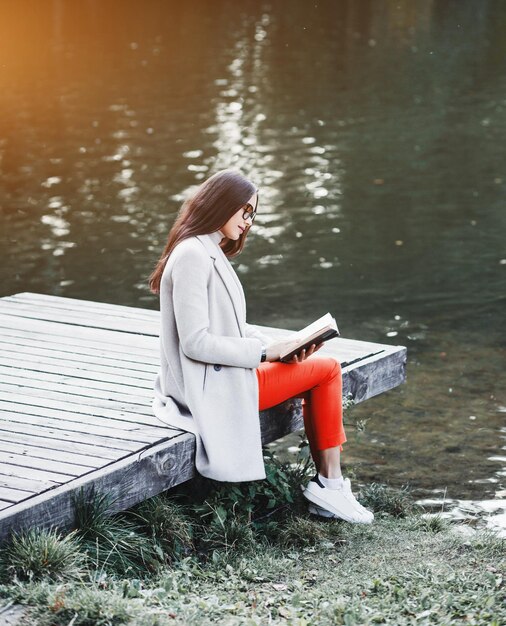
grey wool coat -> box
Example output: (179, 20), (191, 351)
(152, 231), (271, 482)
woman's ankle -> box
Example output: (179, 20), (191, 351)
(317, 473), (344, 490)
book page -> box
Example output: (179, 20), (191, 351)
(292, 313), (336, 340)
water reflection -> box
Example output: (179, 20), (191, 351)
(0, 0), (505, 531)
(210, 9), (283, 230)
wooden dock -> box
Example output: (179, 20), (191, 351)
(0, 292), (406, 543)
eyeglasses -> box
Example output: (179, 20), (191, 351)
(241, 194), (258, 222)
(242, 203), (257, 222)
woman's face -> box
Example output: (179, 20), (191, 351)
(220, 192), (257, 240)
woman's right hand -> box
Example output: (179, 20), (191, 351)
(265, 338), (321, 362)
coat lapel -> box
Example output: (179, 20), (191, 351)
(196, 234), (245, 336)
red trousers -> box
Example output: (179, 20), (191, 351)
(256, 357), (346, 461)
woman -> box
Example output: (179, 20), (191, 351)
(150, 170), (373, 524)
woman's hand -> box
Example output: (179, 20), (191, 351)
(265, 338), (323, 363)
(287, 342), (323, 363)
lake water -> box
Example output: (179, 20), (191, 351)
(0, 0), (504, 534)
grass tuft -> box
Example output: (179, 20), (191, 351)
(72, 487), (164, 577)
(0, 527), (85, 583)
(359, 482), (416, 518)
(33, 582), (140, 626)
(128, 495), (194, 562)
(469, 529), (506, 558)
(197, 504), (258, 554)
(408, 513), (449, 533)
(274, 513), (344, 549)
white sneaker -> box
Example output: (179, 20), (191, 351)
(308, 478), (364, 518)
(308, 503), (336, 518)
(303, 475), (374, 524)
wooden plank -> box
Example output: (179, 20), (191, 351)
(0, 449), (95, 475)
(0, 388), (155, 420)
(0, 363), (155, 398)
(0, 351), (155, 389)
(0, 486), (33, 503)
(0, 297), (157, 326)
(0, 473), (57, 494)
(0, 428), (135, 460)
(0, 433), (196, 542)
(0, 313), (158, 351)
(0, 461), (75, 484)
(0, 400), (162, 432)
(0, 440), (108, 469)
(0, 341), (157, 381)
(0, 302), (160, 336)
(0, 500), (13, 511)
(0, 420), (156, 452)
(0, 411), (164, 444)
(0, 368), (153, 403)
(341, 345), (407, 403)
(9, 292), (159, 321)
(0, 409), (164, 438)
(0, 340), (158, 374)
(259, 401), (304, 446)
(0, 325), (158, 361)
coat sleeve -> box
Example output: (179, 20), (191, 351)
(245, 323), (271, 345)
(171, 244), (263, 368)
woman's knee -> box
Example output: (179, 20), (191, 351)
(316, 357), (341, 383)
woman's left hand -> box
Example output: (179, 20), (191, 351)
(288, 342), (324, 364)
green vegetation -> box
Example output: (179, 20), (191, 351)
(71, 487), (165, 578)
(0, 448), (504, 625)
(358, 482), (416, 518)
(0, 527), (85, 583)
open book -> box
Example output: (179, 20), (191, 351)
(279, 313), (340, 362)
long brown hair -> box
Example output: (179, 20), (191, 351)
(149, 169), (258, 294)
